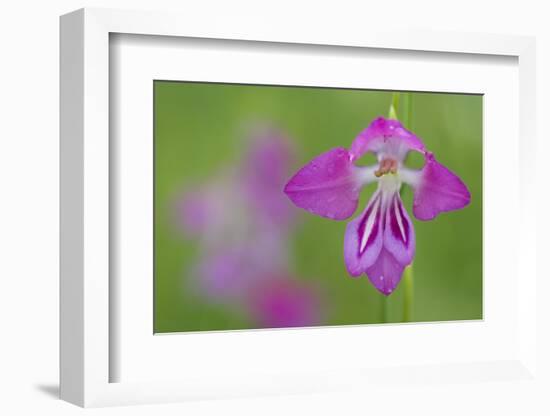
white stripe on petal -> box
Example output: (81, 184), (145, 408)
(394, 196), (407, 243)
(360, 196), (380, 253)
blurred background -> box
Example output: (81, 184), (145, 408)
(154, 81), (482, 333)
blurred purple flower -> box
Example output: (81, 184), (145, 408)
(191, 232), (291, 301)
(246, 276), (321, 328)
(241, 129), (296, 228)
(191, 247), (245, 299)
(284, 116), (470, 295)
(176, 189), (216, 236)
(176, 128), (302, 305)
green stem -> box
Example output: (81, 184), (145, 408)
(402, 265), (414, 322)
(388, 92), (400, 120)
(381, 295), (389, 323)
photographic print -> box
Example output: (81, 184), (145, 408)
(154, 81), (482, 333)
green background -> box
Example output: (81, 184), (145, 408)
(154, 81), (483, 333)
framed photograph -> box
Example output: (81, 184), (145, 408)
(60, 8), (538, 407)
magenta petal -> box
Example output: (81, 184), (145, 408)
(284, 147), (360, 220)
(383, 193), (415, 265)
(344, 192), (384, 276)
(413, 153), (471, 221)
(350, 117), (425, 162)
(365, 248), (406, 296)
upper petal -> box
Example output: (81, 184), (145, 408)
(343, 191), (384, 276)
(350, 117), (425, 162)
(412, 153), (471, 221)
(284, 147), (362, 220)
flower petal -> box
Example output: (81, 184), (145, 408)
(412, 153), (471, 221)
(344, 191), (384, 276)
(365, 248), (407, 296)
(350, 117), (425, 162)
(284, 147), (361, 220)
(383, 192), (416, 265)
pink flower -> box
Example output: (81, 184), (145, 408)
(284, 117), (470, 295)
(246, 277), (322, 328)
(176, 130), (296, 301)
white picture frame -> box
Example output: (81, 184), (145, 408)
(60, 7), (538, 408)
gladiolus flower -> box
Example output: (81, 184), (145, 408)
(284, 117), (470, 295)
